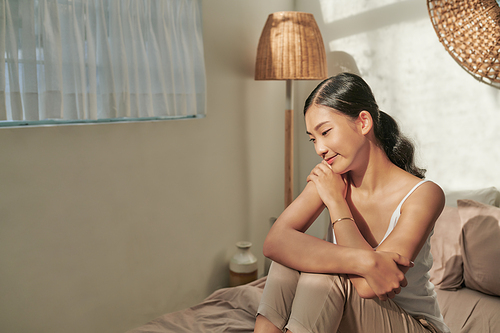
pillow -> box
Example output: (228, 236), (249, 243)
(457, 199), (500, 296)
(429, 206), (464, 290)
(445, 187), (500, 207)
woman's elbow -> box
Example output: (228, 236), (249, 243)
(262, 235), (276, 259)
(262, 230), (283, 260)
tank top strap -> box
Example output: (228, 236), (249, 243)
(376, 179), (431, 248)
(395, 179), (430, 213)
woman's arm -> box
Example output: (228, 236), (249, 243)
(333, 181), (445, 299)
(306, 161), (442, 300)
(306, 163), (407, 299)
(263, 181), (358, 273)
(263, 167), (412, 299)
(376, 181), (445, 262)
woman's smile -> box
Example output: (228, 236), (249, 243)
(325, 154), (339, 165)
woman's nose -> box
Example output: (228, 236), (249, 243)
(315, 143), (328, 157)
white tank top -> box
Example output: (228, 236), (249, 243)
(328, 180), (450, 333)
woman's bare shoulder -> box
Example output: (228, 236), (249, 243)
(414, 179), (444, 198)
(403, 179), (445, 213)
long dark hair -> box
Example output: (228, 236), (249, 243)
(304, 72), (425, 179)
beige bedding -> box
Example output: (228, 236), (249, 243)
(127, 276), (500, 333)
(436, 288), (500, 333)
(127, 277), (266, 333)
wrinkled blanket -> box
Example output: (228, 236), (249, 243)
(127, 277), (266, 333)
(127, 277), (500, 333)
(436, 288), (500, 333)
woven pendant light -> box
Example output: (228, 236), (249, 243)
(255, 12), (327, 80)
(255, 12), (327, 207)
(427, 0), (500, 88)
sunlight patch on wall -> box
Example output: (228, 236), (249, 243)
(318, 1), (500, 191)
(319, 0), (403, 23)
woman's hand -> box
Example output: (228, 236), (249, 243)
(358, 251), (414, 301)
(306, 161), (347, 205)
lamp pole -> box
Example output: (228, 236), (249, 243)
(285, 79), (294, 207)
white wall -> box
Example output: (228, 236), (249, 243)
(0, 1), (293, 332)
(295, 0), (500, 194)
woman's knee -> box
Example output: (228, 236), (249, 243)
(265, 262), (300, 289)
(286, 273), (349, 333)
(296, 272), (347, 296)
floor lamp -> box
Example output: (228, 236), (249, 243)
(255, 11), (327, 208)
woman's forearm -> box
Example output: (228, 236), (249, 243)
(263, 223), (371, 275)
(264, 223), (408, 301)
(262, 182), (370, 275)
(327, 199), (374, 252)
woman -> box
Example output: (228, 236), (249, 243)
(254, 73), (449, 333)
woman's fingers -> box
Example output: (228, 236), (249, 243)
(364, 251), (413, 301)
(307, 162), (332, 183)
(386, 291), (396, 299)
(384, 284), (402, 300)
(392, 253), (414, 268)
(377, 283), (402, 301)
(394, 285), (402, 295)
(312, 161), (332, 174)
(321, 160), (333, 169)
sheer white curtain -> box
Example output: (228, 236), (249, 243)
(0, 0), (206, 124)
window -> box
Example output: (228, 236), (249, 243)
(0, 0), (206, 126)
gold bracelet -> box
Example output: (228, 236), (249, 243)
(332, 217), (354, 226)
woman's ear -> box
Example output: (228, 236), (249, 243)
(357, 110), (373, 135)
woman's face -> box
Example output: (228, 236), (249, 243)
(305, 104), (367, 174)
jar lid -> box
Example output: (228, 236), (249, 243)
(236, 241), (252, 249)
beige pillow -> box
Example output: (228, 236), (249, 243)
(429, 206), (464, 290)
(445, 186), (500, 207)
(457, 199), (500, 296)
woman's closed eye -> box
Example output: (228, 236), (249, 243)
(321, 129), (331, 136)
(309, 129), (331, 143)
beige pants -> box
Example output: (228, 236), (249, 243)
(257, 262), (440, 333)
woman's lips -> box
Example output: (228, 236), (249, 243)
(326, 154), (338, 165)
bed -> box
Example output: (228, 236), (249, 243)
(126, 277), (266, 333)
(128, 187), (500, 333)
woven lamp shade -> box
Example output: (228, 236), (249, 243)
(255, 11), (327, 81)
(427, 0), (500, 88)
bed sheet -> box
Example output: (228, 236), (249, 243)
(128, 277), (500, 333)
(127, 277), (266, 333)
(436, 287), (500, 333)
